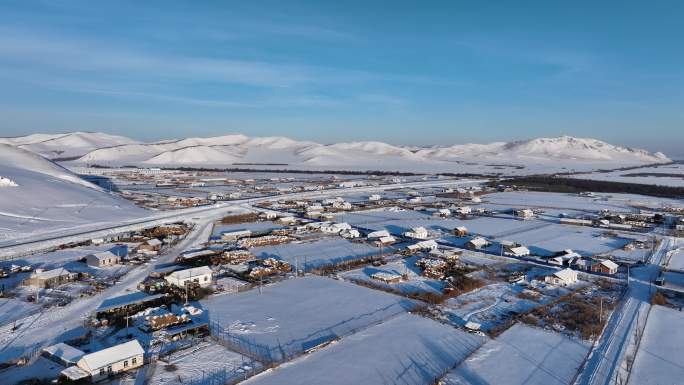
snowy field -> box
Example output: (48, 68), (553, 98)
(0, 298), (41, 326)
(443, 324), (589, 385)
(244, 313), (484, 385)
(201, 276), (415, 361)
(572, 163), (684, 187)
(628, 305), (684, 385)
(148, 341), (259, 385)
(250, 238), (378, 269)
(340, 255), (446, 295)
(666, 247), (684, 271)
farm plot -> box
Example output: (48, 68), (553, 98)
(340, 255), (446, 295)
(244, 313), (484, 385)
(148, 341), (259, 385)
(250, 238), (378, 270)
(439, 283), (545, 331)
(443, 323), (589, 385)
(628, 305), (684, 385)
(201, 276), (415, 362)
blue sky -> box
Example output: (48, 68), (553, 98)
(0, 1), (682, 156)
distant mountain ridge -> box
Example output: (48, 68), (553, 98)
(0, 132), (670, 174)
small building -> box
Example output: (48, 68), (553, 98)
(165, 266), (213, 288)
(453, 226), (468, 237)
(371, 272), (403, 284)
(320, 222), (352, 234)
(368, 194), (382, 201)
(466, 237), (490, 250)
(71, 340), (144, 382)
(86, 251), (121, 268)
(415, 240), (439, 251)
(403, 226), (429, 240)
(544, 268), (578, 286)
(506, 246), (531, 257)
(436, 208), (451, 217)
(572, 258), (592, 271)
(340, 229), (361, 239)
(43, 342), (85, 366)
(454, 206), (471, 216)
(591, 259), (619, 275)
(22, 268), (77, 289)
(375, 236), (396, 246)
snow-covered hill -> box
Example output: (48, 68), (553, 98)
(2, 132), (670, 174)
(0, 132), (138, 159)
(0, 144), (144, 240)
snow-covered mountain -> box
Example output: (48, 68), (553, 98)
(0, 144), (144, 240)
(1, 132), (670, 174)
(0, 131), (139, 159)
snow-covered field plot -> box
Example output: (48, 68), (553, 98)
(572, 163), (684, 187)
(628, 305), (684, 385)
(0, 298), (41, 326)
(439, 283), (543, 331)
(443, 324), (589, 385)
(340, 255), (446, 295)
(480, 191), (647, 214)
(148, 341), (259, 385)
(250, 238), (378, 269)
(244, 313), (484, 385)
(202, 276), (415, 362)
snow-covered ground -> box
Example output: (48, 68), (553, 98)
(443, 324), (590, 385)
(244, 313), (484, 385)
(250, 238), (378, 269)
(627, 305), (684, 385)
(0, 145), (145, 240)
(148, 341), (258, 385)
(572, 163), (684, 187)
(202, 276), (415, 362)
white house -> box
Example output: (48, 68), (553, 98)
(545, 268), (578, 285)
(375, 236), (396, 246)
(454, 206), (471, 215)
(368, 194), (382, 201)
(515, 209), (535, 219)
(340, 229), (361, 239)
(404, 226), (429, 240)
(454, 226), (468, 236)
(467, 237), (490, 249)
(165, 266), (213, 288)
(415, 240), (439, 251)
(86, 251), (121, 268)
(321, 222), (352, 234)
(71, 340), (144, 382)
(436, 208), (451, 217)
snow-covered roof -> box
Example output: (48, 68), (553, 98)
(167, 266), (213, 280)
(377, 236), (396, 244)
(87, 251), (118, 261)
(31, 267), (73, 280)
(416, 240), (438, 249)
(147, 238), (162, 246)
(455, 226), (468, 232)
(598, 259), (619, 269)
(553, 268), (577, 282)
(367, 230), (390, 239)
(468, 237), (489, 247)
(78, 340), (144, 372)
(510, 246), (530, 255)
(61, 366), (90, 380)
(43, 342), (84, 364)
(96, 291), (166, 312)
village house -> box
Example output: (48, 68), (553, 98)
(435, 208), (451, 217)
(22, 268), (77, 289)
(466, 237), (490, 250)
(572, 257), (592, 271)
(340, 229), (361, 239)
(258, 211), (278, 220)
(62, 339), (144, 382)
(591, 259), (619, 275)
(453, 206), (471, 216)
(371, 272), (403, 284)
(453, 226), (468, 237)
(403, 226), (429, 240)
(86, 251), (121, 268)
(375, 236), (396, 246)
(368, 194), (382, 201)
(165, 266), (213, 288)
(544, 268), (578, 286)
(414, 240), (439, 251)
(506, 246), (531, 257)
(43, 342), (85, 367)
(320, 222), (352, 234)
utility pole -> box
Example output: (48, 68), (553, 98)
(599, 297), (603, 323)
